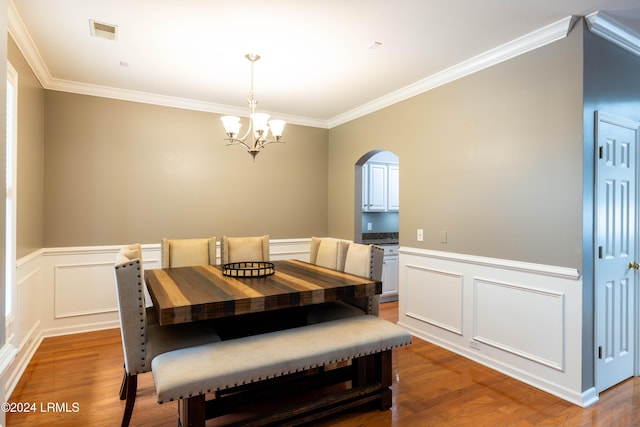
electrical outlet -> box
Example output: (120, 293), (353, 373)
(417, 228), (424, 241)
(367, 222), (372, 231)
(470, 340), (481, 351)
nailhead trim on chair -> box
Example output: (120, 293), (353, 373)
(116, 260), (149, 373)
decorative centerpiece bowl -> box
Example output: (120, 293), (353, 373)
(222, 261), (275, 277)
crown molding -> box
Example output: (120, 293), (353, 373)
(8, 1), (577, 131)
(7, 1), (328, 129)
(328, 15), (576, 128)
(8, 0), (52, 88)
(586, 11), (640, 57)
(44, 77), (327, 128)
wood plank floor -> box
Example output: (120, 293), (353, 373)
(6, 302), (640, 426)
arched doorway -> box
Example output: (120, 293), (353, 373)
(354, 150), (399, 301)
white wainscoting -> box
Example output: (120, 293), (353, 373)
(5, 238), (312, 399)
(8, 241), (588, 407)
(405, 265), (464, 335)
(473, 277), (565, 371)
(398, 247), (585, 406)
(54, 261), (120, 319)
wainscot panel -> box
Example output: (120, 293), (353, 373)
(398, 247), (584, 406)
(473, 278), (564, 370)
(8, 250), (45, 400)
(405, 264), (463, 335)
(54, 261), (119, 318)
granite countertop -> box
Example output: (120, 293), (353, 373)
(362, 232), (399, 246)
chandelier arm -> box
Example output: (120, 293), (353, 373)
(225, 139), (252, 151)
(259, 139), (284, 147)
(236, 118), (253, 143)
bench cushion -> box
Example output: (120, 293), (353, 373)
(152, 315), (411, 403)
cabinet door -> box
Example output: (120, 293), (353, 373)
(382, 255), (399, 297)
(388, 165), (399, 211)
(362, 164), (368, 211)
(367, 163), (387, 211)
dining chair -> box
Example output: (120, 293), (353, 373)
(114, 245), (220, 427)
(220, 235), (270, 264)
(160, 236), (216, 267)
(309, 237), (349, 270)
(307, 242), (384, 323)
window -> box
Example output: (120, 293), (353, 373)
(5, 61), (17, 340)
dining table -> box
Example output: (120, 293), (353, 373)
(144, 259), (382, 326)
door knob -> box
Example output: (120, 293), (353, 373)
(629, 262), (640, 270)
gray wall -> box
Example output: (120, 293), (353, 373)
(42, 92), (329, 247)
(9, 37), (44, 259)
(329, 23), (584, 269)
(15, 24), (586, 265)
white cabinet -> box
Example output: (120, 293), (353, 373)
(381, 245), (399, 302)
(367, 163), (387, 211)
(363, 162), (398, 212)
(362, 163), (368, 211)
(387, 165), (399, 211)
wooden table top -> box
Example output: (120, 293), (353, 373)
(145, 259), (382, 326)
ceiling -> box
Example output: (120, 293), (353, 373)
(9, 0), (640, 128)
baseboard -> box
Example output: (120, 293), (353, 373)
(5, 322), (43, 399)
(398, 320), (591, 407)
(41, 320), (121, 339)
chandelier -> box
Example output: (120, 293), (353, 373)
(221, 54), (286, 159)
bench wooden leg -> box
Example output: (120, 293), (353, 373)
(352, 350), (393, 410)
(178, 394), (206, 427)
(379, 350), (393, 410)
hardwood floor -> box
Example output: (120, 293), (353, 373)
(7, 302), (640, 426)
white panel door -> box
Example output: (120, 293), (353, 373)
(595, 111), (640, 393)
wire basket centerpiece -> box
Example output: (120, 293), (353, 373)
(222, 261), (275, 277)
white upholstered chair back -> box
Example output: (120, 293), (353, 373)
(114, 247), (149, 375)
(307, 242), (385, 324)
(114, 244), (221, 426)
(343, 242), (384, 316)
(309, 237), (350, 270)
(161, 236), (217, 268)
(220, 235), (270, 264)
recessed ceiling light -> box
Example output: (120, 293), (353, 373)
(368, 41), (383, 49)
(89, 19), (118, 41)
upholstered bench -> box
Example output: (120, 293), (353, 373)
(152, 315), (411, 426)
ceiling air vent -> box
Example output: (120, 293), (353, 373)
(89, 20), (118, 41)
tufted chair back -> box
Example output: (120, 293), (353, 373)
(221, 235), (270, 264)
(161, 236), (217, 268)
